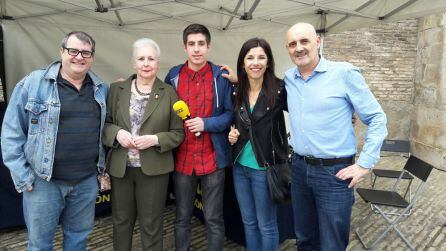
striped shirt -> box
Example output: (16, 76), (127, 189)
(51, 73), (100, 182)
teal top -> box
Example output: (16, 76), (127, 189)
(236, 106), (265, 170)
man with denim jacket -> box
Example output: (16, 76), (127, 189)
(1, 31), (108, 251)
(164, 24), (233, 251)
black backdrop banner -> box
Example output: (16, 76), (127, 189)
(1, 164), (294, 244)
(192, 167), (295, 245)
(1, 163), (294, 244)
(0, 148), (112, 229)
(0, 99), (293, 241)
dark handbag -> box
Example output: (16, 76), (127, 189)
(241, 102), (291, 204)
(266, 161), (291, 204)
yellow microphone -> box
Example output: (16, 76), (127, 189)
(173, 100), (200, 137)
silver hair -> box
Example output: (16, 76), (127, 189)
(132, 38), (161, 59)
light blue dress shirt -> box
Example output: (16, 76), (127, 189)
(284, 57), (387, 169)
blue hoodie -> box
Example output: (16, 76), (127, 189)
(164, 62), (234, 169)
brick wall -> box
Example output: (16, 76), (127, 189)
(323, 19), (419, 141)
(324, 19), (418, 102)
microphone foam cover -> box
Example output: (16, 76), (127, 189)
(173, 100), (190, 120)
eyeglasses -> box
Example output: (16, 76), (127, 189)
(63, 47), (94, 58)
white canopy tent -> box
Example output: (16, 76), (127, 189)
(2, 0), (446, 99)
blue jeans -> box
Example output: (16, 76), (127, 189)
(291, 155), (354, 251)
(233, 163), (279, 251)
(23, 174), (98, 251)
(174, 169), (225, 251)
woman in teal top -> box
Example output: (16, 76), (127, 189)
(237, 105), (264, 170)
(228, 38), (289, 251)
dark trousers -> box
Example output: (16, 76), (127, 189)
(291, 155), (354, 251)
(174, 168), (225, 251)
(111, 167), (169, 251)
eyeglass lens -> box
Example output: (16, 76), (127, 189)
(65, 47), (93, 58)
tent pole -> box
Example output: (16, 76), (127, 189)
(380, 0), (418, 20)
(109, 0), (124, 26)
(222, 0), (243, 30)
(0, 25), (7, 103)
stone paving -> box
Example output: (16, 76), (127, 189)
(1, 155), (445, 250)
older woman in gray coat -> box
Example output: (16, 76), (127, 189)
(103, 38), (184, 251)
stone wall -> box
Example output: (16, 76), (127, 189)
(323, 19), (419, 141)
(411, 13), (446, 169)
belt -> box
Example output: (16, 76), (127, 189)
(294, 154), (354, 166)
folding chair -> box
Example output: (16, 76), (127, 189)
(371, 140), (414, 214)
(355, 155), (434, 251)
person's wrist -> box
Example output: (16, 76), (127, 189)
(154, 135), (159, 146)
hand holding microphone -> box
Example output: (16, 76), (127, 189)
(173, 100), (202, 137)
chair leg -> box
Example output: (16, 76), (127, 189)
(403, 179), (412, 201)
(393, 223), (416, 251)
(371, 173), (378, 188)
(402, 179), (413, 215)
(356, 205), (416, 251)
(370, 175), (380, 213)
(355, 210), (378, 249)
(375, 206), (416, 251)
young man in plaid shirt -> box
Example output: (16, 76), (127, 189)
(164, 24), (233, 251)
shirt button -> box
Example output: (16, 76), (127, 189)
(44, 158), (49, 163)
(46, 138), (51, 144)
(49, 118), (53, 124)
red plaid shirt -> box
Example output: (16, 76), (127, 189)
(175, 62), (217, 176)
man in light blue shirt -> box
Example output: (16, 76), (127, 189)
(284, 23), (387, 250)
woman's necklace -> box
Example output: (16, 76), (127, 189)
(134, 79), (151, 96)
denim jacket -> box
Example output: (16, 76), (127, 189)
(1, 61), (108, 193)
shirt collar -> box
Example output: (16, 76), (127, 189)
(294, 56), (328, 79)
(184, 60), (211, 78)
(57, 71), (92, 87)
